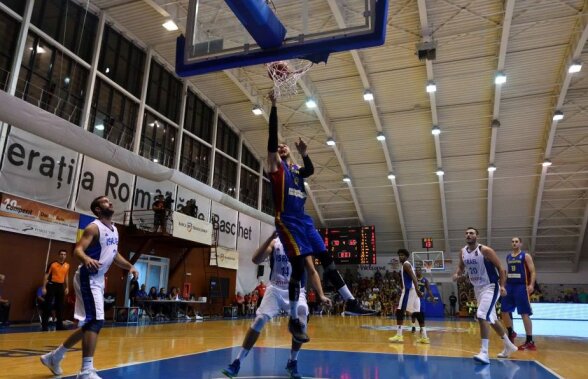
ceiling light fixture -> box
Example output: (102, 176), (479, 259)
(542, 159), (552, 167)
(552, 110), (564, 121)
(487, 164), (496, 172)
(363, 89), (374, 101)
(436, 169), (444, 176)
(376, 132), (386, 141)
(426, 80), (437, 93)
(305, 97), (317, 109)
(431, 125), (441, 135)
(326, 137), (335, 146)
(162, 20), (178, 31)
(342, 175), (351, 183)
(94, 123), (104, 131)
(252, 105), (263, 116)
(495, 71), (507, 85)
(387, 172), (396, 180)
(569, 60), (582, 74)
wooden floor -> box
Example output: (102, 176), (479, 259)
(1, 316), (586, 378)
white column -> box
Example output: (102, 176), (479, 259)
(132, 48), (153, 154)
(174, 81), (189, 171)
(208, 106), (219, 186)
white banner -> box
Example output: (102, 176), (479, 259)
(171, 211), (212, 245)
(236, 213), (261, 293)
(133, 177), (176, 210)
(210, 246), (239, 270)
(0, 128), (78, 207)
(210, 201), (238, 249)
(75, 156), (134, 223)
(175, 186), (211, 222)
(0, 193), (79, 243)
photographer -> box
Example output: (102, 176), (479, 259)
(180, 199), (198, 218)
(152, 194), (166, 233)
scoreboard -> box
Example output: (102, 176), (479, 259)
(318, 226), (376, 264)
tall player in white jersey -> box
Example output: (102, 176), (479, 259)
(453, 227), (517, 364)
(222, 233), (331, 379)
(41, 196), (138, 379)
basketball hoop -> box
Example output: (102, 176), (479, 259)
(266, 59), (313, 99)
(423, 260), (434, 274)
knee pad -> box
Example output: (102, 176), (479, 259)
(82, 319), (104, 333)
(251, 314), (270, 332)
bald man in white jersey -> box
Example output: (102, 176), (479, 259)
(222, 232), (331, 379)
(41, 196), (138, 379)
(453, 227), (517, 364)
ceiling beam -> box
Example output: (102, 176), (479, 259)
(298, 76), (365, 225)
(417, 0), (450, 253)
(326, 0), (408, 247)
(530, 9), (588, 254)
(487, 0), (515, 246)
(574, 201), (588, 270)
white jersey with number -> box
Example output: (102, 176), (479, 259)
(83, 220), (119, 283)
(462, 244), (498, 288)
(269, 238), (291, 290)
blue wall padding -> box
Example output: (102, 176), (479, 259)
(224, 0), (286, 49)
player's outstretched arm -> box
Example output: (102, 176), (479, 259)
(252, 233), (277, 264)
(296, 138), (314, 178)
(267, 94), (281, 174)
(114, 253), (139, 278)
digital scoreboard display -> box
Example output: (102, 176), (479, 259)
(318, 226), (376, 264)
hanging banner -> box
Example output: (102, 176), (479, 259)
(0, 193), (79, 242)
(172, 210), (212, 245)
(75, 157), (134, 223)
(0, 128), (78, 207)
(133, 177), (176, 210)
(236, 213), (261, 293)
(210, 201), (238, 249)
(210, 246), (239, 270)
(175, 186), (211, 222)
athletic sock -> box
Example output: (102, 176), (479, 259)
(236, 349), (250, 361)
(54, 344), (67, 360)
(290, 349), (300, 361)
(481, 339), (489, 354)
(501, 333), (511, 346)
(526, 335), (533, 343)
(81, 357), (94, 371)
(338, 285), (353, 301)
(397, 325), (403, 336)
(421, 327), (427, 338)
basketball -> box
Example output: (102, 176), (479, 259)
(267, 61), (290, 80)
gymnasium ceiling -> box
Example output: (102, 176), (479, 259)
(86, 0), (588, 271)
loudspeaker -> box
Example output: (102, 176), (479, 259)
(257, 265), (265, 277)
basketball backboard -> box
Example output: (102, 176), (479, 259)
(412, 251), (445, 271)
(176, 0), (388, 76)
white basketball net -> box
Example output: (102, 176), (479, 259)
(266, 59), (313, 99)
(423, 260), (434, 274)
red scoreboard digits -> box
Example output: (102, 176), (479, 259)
(318, 226), (376, 264)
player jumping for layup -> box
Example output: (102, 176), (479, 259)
(266, 94), (374, 344)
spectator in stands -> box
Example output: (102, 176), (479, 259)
(152, 194), (167, 233)
(168, 287), (181, 301)
(234, 292), (245, 316)
(579, 289), (588, 303)
(136, 284), (148, 299)
(0, 274), (10, 327)
(158, 287), (167, 299)
(572, 288), (580, 303)
(148, 287), (158, 299)
(180, 199), (198, 218)
(129, 277), (139, 306)
(255, 281), (266, 308)
(374, 269), (382, 285)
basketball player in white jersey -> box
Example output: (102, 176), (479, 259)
(222, 232), (331, 379)
(453, 227), (517, 364)
(389, 249), (425, 343)
(41, 196), (138, 379)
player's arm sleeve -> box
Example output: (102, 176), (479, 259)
(299, 155), (314, 178)
(267, 105), (278, 153)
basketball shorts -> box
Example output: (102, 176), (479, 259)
(73, 269), (105, 327)
(256, 285), (308, 320)
(276, 213), (326, 258)
(398, 288), (420, 314)
(474, 283), (500, 324)
(502, 283), (533, 315)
